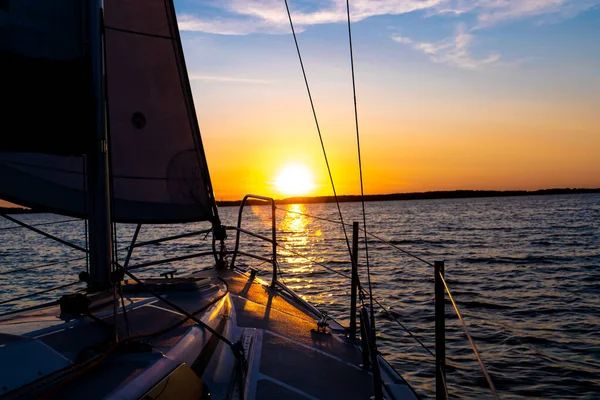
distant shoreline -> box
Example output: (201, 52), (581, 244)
(215, 188), (600, 207)
(1, 188), (598, 214)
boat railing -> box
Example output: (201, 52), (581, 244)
(267, 206), (500, 400)
(229, 194), (278, 287)
(1, 207), (499, 399)
(0, 214), (219, 312)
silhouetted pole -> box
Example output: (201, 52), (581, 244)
(350, 222), (359, 340)
(271, 200), (277, 287)
(435, 261), (446, 400)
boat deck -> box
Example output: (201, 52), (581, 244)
(0, 268), (418, 399)
(218, 269), (418, 400)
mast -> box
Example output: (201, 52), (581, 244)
(86, 0), (113, 291)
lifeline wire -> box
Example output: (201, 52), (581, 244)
(0, 281), (83, 306)
(275, 205), (435, 267)
(0, 241), (142, 278)
(283, 0), (353, 261)
(0, 257), (87, 276)
(438, 271), (500, 400)
(1, 214), (88, 253)
(275, 240), (352, 280)
(0, 218), (81, 231)
(371, 297), (436, 359)
(274, 225), (437, 360)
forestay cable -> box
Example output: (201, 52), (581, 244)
(344, 0), (377, 342)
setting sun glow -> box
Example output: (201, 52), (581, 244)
(274, 164), (315, 197)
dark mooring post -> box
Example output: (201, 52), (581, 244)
(435, 261), (446, 400)
(350, 222), (359, 340)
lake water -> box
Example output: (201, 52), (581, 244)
(1, 194), (599, 399)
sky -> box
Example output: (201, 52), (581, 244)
(170, 0), (600, 201)
(0, 0), (596, 210)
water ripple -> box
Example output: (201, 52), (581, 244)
(1, 194), (599, 399)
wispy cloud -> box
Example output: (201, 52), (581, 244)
(178, 13), (290, 35)
(178, 0), (444, 35)
(439, 0), (600, 28)
(189, 74), (273, 84)
(179, 0), (599, 70)
(392, 25), (501, 70)
(178, 0), (600, 35)
(391, 36), (413, 45)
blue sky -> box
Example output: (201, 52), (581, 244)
(174, 0), (600, 102)
(174, 0), (600, 68)
(170, 0), (600, 198)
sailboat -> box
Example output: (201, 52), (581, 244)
(0, 0), (427, 399)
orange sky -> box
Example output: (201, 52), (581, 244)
(194, 66), (599, 201)
(181, 5), (600, 201)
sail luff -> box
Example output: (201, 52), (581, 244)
(164, 0), (220, 226)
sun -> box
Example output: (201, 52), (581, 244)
(274, 164), (315, 196)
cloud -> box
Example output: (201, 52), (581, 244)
(177, 14), (285, 35)
(179, 0), (598, 70)
(434, 0), (600, 28)
(178, 0), (600, 35)
(178, 0), (445, 35)
(392, 25), (501, 70)
(391, 36), (413, 45)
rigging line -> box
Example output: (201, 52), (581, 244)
(276, 262), (287, 285)
(0, 214), (88, 253)
(275, 241), (352, 280)
(118, 282), (131, 337)
(274, 205), (435, 267)
(0, 281), (82, 306)
(83, 155), (90, 274)
(275, 240), (370, 304)
(114, 262), (235, 348)
(438, 271), (500, 400)
(283, 0), (353, 261)
(0, 218), (82, 231)
(131, 228), (212, 248)
(345, 0), (376, 341)
(0, 257), (87, 276)
(371, 297), (436, 359)
(119, 224), (140, 337)
(123, 224), (142, 269)
(104, 29), (121, 342)
(104, 25), (173, 40)
(0, 243), (134, 277)
(366, 231), (435, 267)
(439, 365), (450, 400)
(36, 278), (231, 400)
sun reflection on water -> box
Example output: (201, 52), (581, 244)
(278, 204), (319, 290)
(246, 203), (333, 305)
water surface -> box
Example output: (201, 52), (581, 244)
(1, 194), (599, 399)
